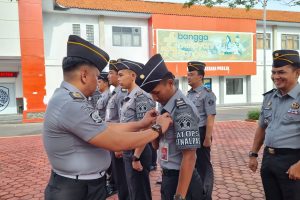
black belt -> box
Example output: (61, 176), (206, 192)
(265, 147), (300, 155)
(162, 168), (180, 177)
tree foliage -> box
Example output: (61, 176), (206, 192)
(184, 0), (300, 9)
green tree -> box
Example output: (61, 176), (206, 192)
(184, 0), (300, 9)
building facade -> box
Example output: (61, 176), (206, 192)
(0, 0), (299, 122)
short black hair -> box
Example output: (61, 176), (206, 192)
(62, 56), (95, 73)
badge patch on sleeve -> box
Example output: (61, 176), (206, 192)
(174, 100), (200, 149)
(90, 110), (103, 124)
(208, 99), (215, 106)
(136, 95), (151, 120)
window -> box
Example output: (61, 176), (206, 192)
(72, 24), (81, 36)
(281, 34), (299, 50)
(112, 26), (141, 47)
(86, 25), (94, 44)
(256, 33), (271, 49)
(226, 78), (243, 95)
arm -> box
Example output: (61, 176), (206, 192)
(203, 114), (215, 147)
(248, 126), (266, 172)
(175, 149), (197, 198)
(152, 138), (159, 150)
(109, 109), (157, 132)
(89, 112), (172, 152)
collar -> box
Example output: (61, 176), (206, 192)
(125, 86), (140, 100)
(188, 85), (205, 93)
(60, 81), (86, 100)
(112, 86), (121, 95)
(275, 83), (300, 99)
(162, 89), (182, 113)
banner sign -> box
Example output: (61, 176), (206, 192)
(157, 29), (253, 62)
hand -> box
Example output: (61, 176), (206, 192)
(141, 109), (158, 128)
(132, 160), (143, 171)
(203, 136), (212, 147)
(115, 151), (123, 158)
(156, 112), (173, 134)
(287, 161), (300, 180)
(248, 157), (258, 172)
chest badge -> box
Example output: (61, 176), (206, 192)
(291, 102), (300, 109)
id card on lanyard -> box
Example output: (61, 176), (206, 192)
(160, 138), (169, 162)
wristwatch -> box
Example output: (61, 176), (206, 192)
(132, 155), (140, 162)
(248, 151), (258, 158)
(151, 124), (162, 135)
(173, 194), (186, 200)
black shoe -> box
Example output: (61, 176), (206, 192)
(150, 165), (157, 171)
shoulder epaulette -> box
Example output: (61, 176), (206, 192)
(175, 98), (186, 108)
(204, 87), (211, 92)
(263, 88), (277, 96)
(135, 90), (144, 97)
(69, 92), (84, 100)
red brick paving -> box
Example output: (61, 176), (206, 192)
(0, 121), (264, 200)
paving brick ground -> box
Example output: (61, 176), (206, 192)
(0, 121), (265, 200)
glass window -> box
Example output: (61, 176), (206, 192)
(256, 33), (271, 49)
(112, 26), (141, 47)
(86, 25), (94, 44)
(226, 78), (243, 95)
(72, 24), (81, 36)
(281, 34), (299, 50)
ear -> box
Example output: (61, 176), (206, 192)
(80, 68), (88, 84)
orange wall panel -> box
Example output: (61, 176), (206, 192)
(18, 0), (46, 122)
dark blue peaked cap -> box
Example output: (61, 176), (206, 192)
(140, 54), (170, 93)
(117, 59), (145, 86)
(273, 50), (300, 68)
(187, 61), (206, 72)
(98, 72), (108, 81)
(67, 35), (109, 72)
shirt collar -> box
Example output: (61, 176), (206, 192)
(126, 86), (141, 100)
(60, 81), (86, 100)
(188, 85), (205, 93)
(162, 89), (182, 113)
(275, 83), (300, 99)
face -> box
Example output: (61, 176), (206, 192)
(150, 80), (174, 105)
(80, 65), (99, 96)
(118, 69), (135, 89)
(97, 79), (108, 92)
(187, 70), (202, 87)
(271, 65), (299, 93)
(108, 70), (119, 86)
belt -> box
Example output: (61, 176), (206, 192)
(162, 168), (180, 177)
(265, 147), (300, 155)
(54, 171), (105, 180)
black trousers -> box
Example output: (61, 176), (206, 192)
(44, 171), (106, 200)
(111, 152), (129, 200)
(261, 147), (300, 200)
(196, 126), (214, 200)
(161, 169), (204, 200)
(123, 144), (152, 200)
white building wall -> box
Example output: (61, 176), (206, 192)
(0, 0), (20, 57)
(43, 12), (100, 102)
(104, 16), (149, 63)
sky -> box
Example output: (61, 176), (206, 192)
(148, 0), (300, 12)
